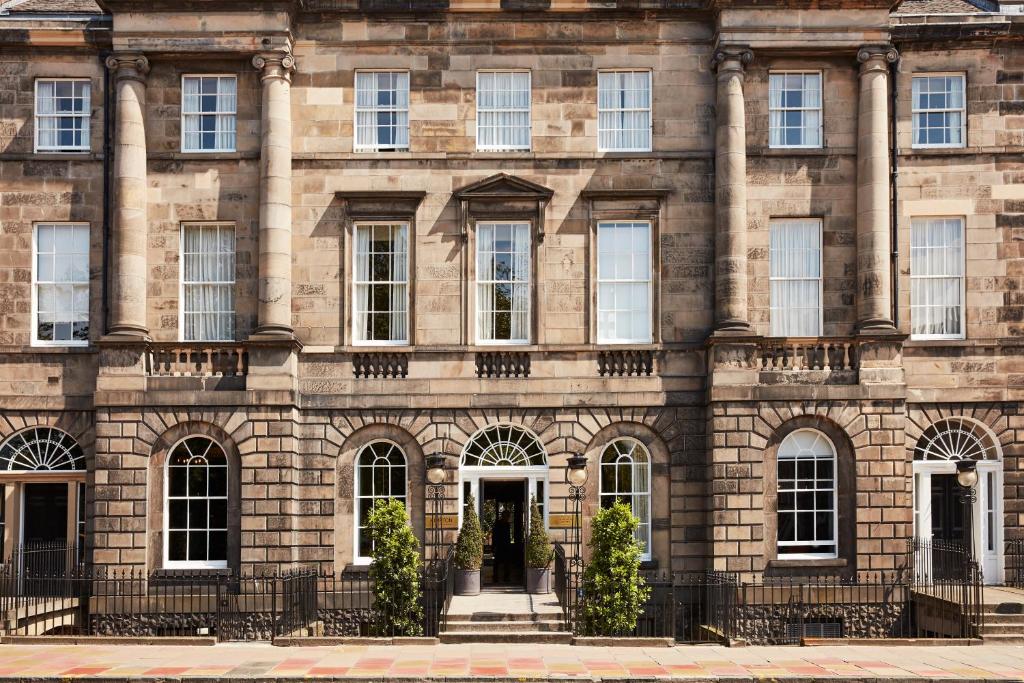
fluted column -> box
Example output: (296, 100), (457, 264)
(712, 46), (753, 334)
(855, 45), (898, 333)
(105, 53), (150, 339)
(252, 52), (295, 339)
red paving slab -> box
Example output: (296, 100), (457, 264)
(0, 642), (1023, 680)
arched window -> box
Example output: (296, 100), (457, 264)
(0, 427), (85, 471)
(777, 429), (837, 559)
(914, 417), (1000, 462)
(166, 436), (228, 568)
(461, 424), (546, 467)
(599, 439), (651, 560)
(355, 441), (407, 563)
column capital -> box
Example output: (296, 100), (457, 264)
(857, 44), (899, 73)
(105, 53), (150, 83)
(711, 46), (753, 76)
(252, 51), (296, 83)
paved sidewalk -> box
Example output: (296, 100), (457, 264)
(0, 642), (1024, 681)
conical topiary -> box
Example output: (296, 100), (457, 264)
(454, 493), (483, 570)
(525, 495), (553, 569)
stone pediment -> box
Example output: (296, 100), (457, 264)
(452, 173), (554, 202)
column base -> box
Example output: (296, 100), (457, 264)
(249, 328), (302, 350)
(712, 320), (753, 337)
(100, 328), (150, 343)
(855, 318), (899, 335)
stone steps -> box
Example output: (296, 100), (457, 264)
(445, 619), (565, 632)
(439, 630), (574, 644)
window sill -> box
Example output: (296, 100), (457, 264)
(150, 151), (258, 161)
(0, 345), (97, 355)
(768, 558), (847, 569)
(0, 152), (102, 161)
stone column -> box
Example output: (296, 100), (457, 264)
(104, 54), (150, 339)
(252, 52), (295, 339)
(712, 46), (753, 334)
(855, 45), (898, 333)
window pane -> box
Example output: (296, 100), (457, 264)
(911, 218), (964, 337)
(769, 220), (822, 337)
(355, 71), (410, 151)
(769, 72), (822, 148)
(597, 222), (652, 343)
(477, 222), (530, 342)
(355, 442), (407, 559)
(912, 74), (966, 148)
(597, 71), (651, 151)
(35, 224), (89, 344)
(181, 76), (237, 152)
(777, 430), (836, 557)
(354, 224), (409, 343)
(165, 436), (230, 566)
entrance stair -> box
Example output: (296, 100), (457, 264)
(979, 586), (1024, 644)
(440, 588), (572, 644)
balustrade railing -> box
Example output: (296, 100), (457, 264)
(755, 339), (858, 372)
(147, 343), (248, 377)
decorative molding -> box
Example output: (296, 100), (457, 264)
(253, 51), (296, 83)
(105, 53), (150, 83)
(475, 351), (531, 378)
(711, 45), (753, 74)
(857, 44), (899, 72)
(352, 352), (409, 379)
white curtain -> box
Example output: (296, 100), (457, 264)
(911, 218), (963, 337)
(769, 73), (821, 147)
(354, 226), (372, 340)
(510, 223), (530, 341)
(477, 72), (530, 150)
(770, 220), (821, 337)
(476, 225), (495, 341)
(183, 225), (235, 341)
(36, 80), (90, 151)
(597, 222), (651, 343)
(598, 71), (651, 151)
(391, 226), (408, 342)
(182, 77), (236, 152)
(356, 72), (409, 150)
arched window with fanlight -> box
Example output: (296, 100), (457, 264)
(165, 436), (228, 568)
(354, 440), (407, 564)
(599, 438), (652, 561)
(0, 427), (85, 472)
(776, 429), (837, 559)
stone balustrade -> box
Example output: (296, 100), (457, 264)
(147, 344), (249, 378)
(755, 339), (859, 373)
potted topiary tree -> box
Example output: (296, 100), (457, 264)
(365, 498), (423, 636)
(578, 501), (650, 636)
(525, 495), (553, 594)
(453, 493), (483, 595)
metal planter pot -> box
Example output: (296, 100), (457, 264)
(526, 568), (551, 594)
(454, 569), (481, 595)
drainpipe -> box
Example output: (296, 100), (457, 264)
(100, 51), (114, 335)
(889, 54), (901, 329)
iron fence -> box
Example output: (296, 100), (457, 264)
(1, 547), (453, 640)
(1007, 539), (1024, 588)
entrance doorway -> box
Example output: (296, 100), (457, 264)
(21, 482), (69, 575)
(481, 480), (526, 587)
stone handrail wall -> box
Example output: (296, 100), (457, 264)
(755, 339), (859, 372)
(147, 344), (249, 377)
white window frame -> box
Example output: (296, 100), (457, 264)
(180, 74), (237, 154)
(910, 216), (966, 341)
(769, 218), (824, 338)
(475, 70), (532, 152)
(352, 222), (410, 346)
(776, 428), (838, 560)
(31, 222), (90, 348)
(768, 71), (823, 149)
(597, 69), (653, 153)
(911, 73), (966, 150)
(34, 78), (91, 154)
(598, 438), (653, 562)
(354, 70), (410, 153)
(475, 221), (531, 346)
(163, 436), (229, 570)
(353, 440), (408, 565)
(179, 222), (236, 342)
(596, 220), (653, 344)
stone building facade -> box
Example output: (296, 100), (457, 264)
(0, 0), (1021, 584)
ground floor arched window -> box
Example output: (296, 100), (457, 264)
(776, 429), (837, 559)
(165, 436), (228, 568)
(599, 438), (652, 561)
(354, 440), (407, 563)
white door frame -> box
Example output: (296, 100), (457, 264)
(458, 466), (550, 530)
(913, 459), (1003, 584)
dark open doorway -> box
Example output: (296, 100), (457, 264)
(931, 473), (966, 544)
(22, 482), (69, 575)
(481, 480), (526, 588)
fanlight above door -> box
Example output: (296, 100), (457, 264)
(461, 424), (547, 468)
(913, 417), (1000, 462)
(0, 427), (85, 472)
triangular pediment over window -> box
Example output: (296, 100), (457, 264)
(453, 173), (554, 202)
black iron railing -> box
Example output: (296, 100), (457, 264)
(553, 544), (578, 633)
(422, 544), (455, 637)
(1007, 539), (1024, 588)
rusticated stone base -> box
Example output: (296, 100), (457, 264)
(732, 602), (907, 644)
